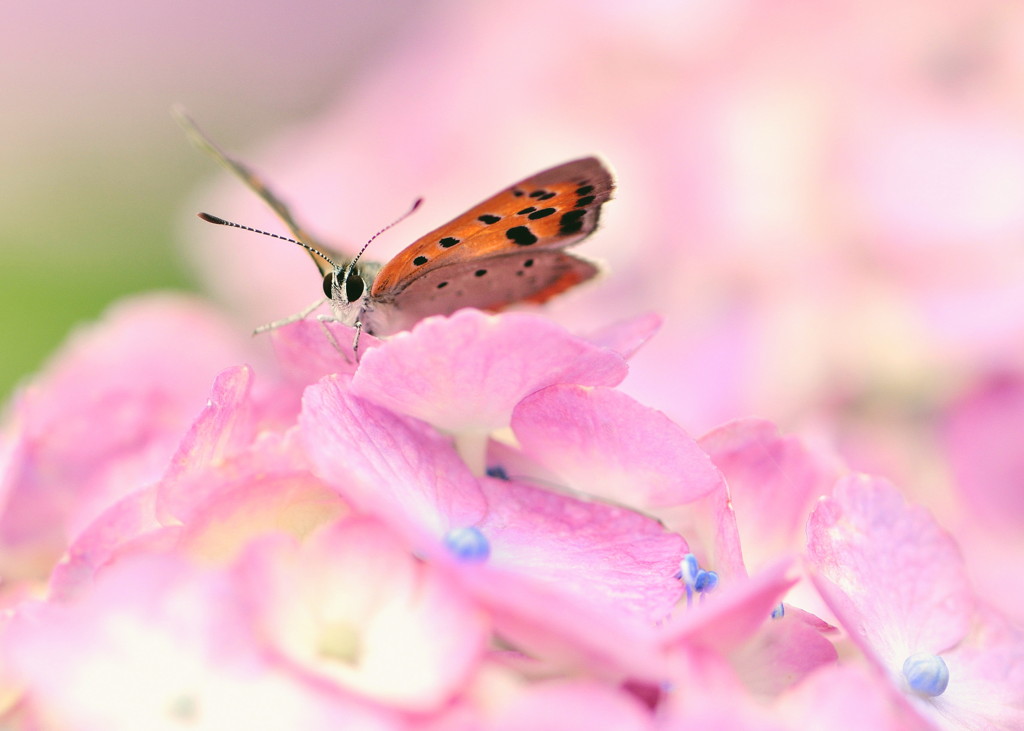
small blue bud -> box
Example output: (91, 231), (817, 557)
(443, 526), (491, 562)
(485, 465), (510, 481)
(678, 554), (700, 586)
(903, 653), (949, 697)
(771, 603), (785, 619)
(694, 569), (718, 594)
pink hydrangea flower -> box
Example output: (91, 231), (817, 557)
(0, 295), (282, 592)
(299, 371), (682, 679)
(235, 516), (486, 712)
(0, 282), (851, 727)
(0, 289), (1015, 728)
(807, 474), (1024, 728)
(5, 553), (404, 730)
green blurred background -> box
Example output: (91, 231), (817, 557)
(0, 1), (416, 401)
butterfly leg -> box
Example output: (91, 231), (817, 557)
(313, 316), (357, 365)
(351, 320), (364, 362)
(311, 315), (362, 364)
(253, 297), (328, 335)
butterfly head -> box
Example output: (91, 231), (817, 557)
(323, 265), (365, 305)
(323, 260), (383, 328)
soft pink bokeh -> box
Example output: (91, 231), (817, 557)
(4, 1), (1024, 727)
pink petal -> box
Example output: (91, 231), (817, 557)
(300, 375), (488, 547)
(775, 665), (931, 731)
(270, 319), (383, 385)
(450, 562), (666, 682)
(452, 478), (685, 679)
(941, 372), (1024, 622)
(475, 476), (685, 624)
(173, 432), (347, 564)
(583, 312), (663, 360)
(943, 372), (1024, 530)
(729, 605), (839, 696)
(6, 553), (399, 729)
(162, 364), (257, 485)
(511, 384), (723, 509)
(806, 474), (974, 670)
(660, 480), (747, 581)
(659, 648), (781, 729)
(929, 606), (1024, 729)
(0, 295), (267, 578)
(46, 486), (170, 601)
(661, 558), (796, 654)
(489, 680), (654, 731)
(351, 309), (628, 433)
(699, 418), (841, 570)
(302, 379), (684, 615)
(161, 425), (309, 524)
(300, 377), (685, 677)
(433, 477), (683, 679)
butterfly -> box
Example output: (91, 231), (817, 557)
(178, 111), (613, 344)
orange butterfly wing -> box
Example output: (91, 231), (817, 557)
(369, 157), (613, 298)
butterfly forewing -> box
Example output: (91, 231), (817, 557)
(362, 250), (600, 335)
(370, 157), (612, 297)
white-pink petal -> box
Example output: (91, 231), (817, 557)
(238, 516), (486, 711)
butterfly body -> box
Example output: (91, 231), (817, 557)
(324, 157), (613, 336)
(179, 113), (613, 340)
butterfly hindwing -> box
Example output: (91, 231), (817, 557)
(370, 157), (612, 297)
(363, 250), (600, 335)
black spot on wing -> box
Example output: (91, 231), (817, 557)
(478, 214), (501, 224)
(528, 207), (556, 220)
(439, 237), (460, 248)
(413, 255), (428, 266)
(506, 225), (538, 246)
(558, 209), (587, 235)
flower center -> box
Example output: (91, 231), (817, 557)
(902, 652), (949, 697)
(316, 620), (362, 664)
(444, 526), (491, 562)
(675, 553), (719, 607)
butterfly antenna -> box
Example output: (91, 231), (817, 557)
(347, 197), (423, 274)
(197, 212), (341, 269)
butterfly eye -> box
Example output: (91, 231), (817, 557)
(322, 273), (336, 299)
(344, 272), (365, 302)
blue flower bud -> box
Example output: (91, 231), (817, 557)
(903, 652), (949, 697)
(443, 526), (491, 562)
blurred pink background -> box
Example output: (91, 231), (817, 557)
(5, 1), (1024, 616)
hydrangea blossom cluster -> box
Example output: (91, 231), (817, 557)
(0, 296), (1021, 729)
